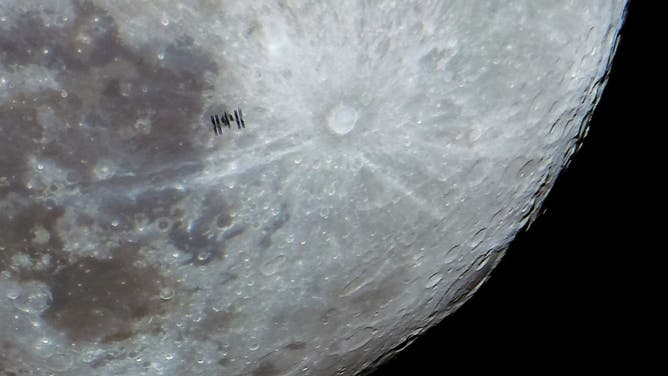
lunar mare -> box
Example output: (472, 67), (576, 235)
(0, 1), (626, 375)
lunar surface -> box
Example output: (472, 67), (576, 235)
(0, 1), (627, 375)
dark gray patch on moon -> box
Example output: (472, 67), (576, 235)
(195, 307), (240, 341)
(0, 0), (217, 186)
(285, 341), (307, 350)
(41, 246), (167, 343)
(136, 188), (188, 220)
(250, 341), (310, 376)
(168, 192), (239, 265)
(258, 202), (290, 250)
(252, 361), (281, 376)
(0, 106), (41, 197)
(0, 0), (231, 353)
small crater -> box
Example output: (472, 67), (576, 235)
(156, 217), (172, 231)
(217, 212), (232, 228)
(12, 283), (52, 314)
(195, 250), (214, 264)
(469, 227), (487, 249)
(425, 273), (443, 289)
(517, 159), (537, 179)
(505, 157), (538, 182)
(260, 255), (287, 276)
(47, 353), (73, 372)
(158, 286), (175, 301)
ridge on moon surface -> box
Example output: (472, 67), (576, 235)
(0, 1), (628, 375)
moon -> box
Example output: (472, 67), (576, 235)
(0, 1), (627, 375)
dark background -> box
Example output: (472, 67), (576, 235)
(371, 1), (649, 373)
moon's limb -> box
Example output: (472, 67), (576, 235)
(0, 1), (628, 375)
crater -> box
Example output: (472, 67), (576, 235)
(326, 103), (358, 136)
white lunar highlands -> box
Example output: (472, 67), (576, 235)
(0, 1), (627, 375)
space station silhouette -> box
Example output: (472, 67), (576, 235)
(211, 108), (245, 135)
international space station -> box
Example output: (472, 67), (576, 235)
(211, 108), (245, 135)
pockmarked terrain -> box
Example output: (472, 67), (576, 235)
(0, 1), (627, 375)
